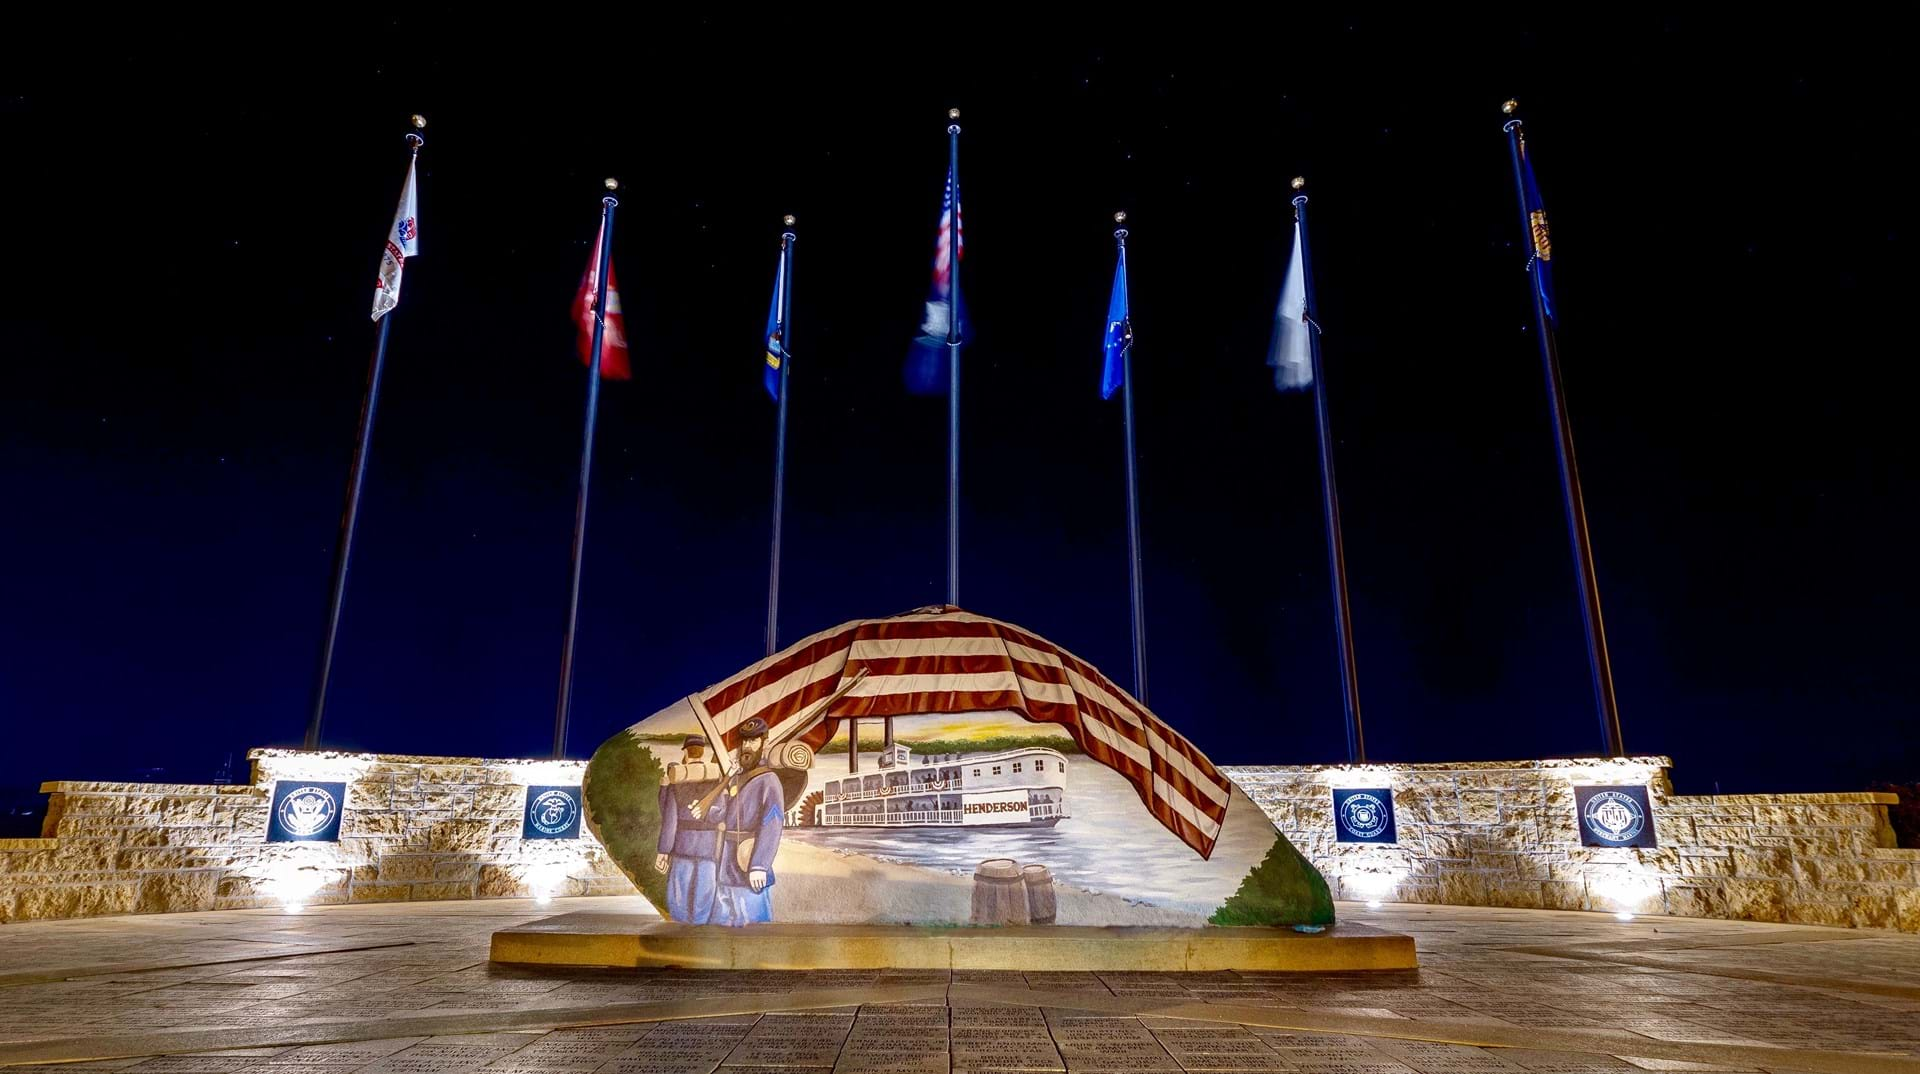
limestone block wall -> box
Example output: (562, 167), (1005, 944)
(1224, 757), (1919, 933)
(0, 749), (634, 923)
(4, 749), (1912, 930)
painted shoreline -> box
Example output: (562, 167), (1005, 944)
(768, 838), (1207, 927)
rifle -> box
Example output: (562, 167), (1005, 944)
(686, 667), (869, 820)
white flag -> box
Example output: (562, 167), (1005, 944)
(371, 158), (420, 321)
(1266, 220), (1312, 391)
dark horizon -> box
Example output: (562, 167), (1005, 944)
(2, 16), (1911, 798)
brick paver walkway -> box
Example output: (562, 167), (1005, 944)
(2, 898), (1916, 1073)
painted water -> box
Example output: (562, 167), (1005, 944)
(784, 759), (1275, 915)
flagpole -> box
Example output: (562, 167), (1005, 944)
(303, 115), (425, 751)
(765, 216), (797, 656)
(945, 108), (963, 607)
(553, 178), (619, 760)
(1291, 178), (1367, 764)
(1501, 101), (1625, 758)
(1113, 213), (1149, 704)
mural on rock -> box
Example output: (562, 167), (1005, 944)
(584, 607), (1333, 928)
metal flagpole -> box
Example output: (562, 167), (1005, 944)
(1291, 178), (1367, 764)
(1113, 213), (1148, 704)
(1501, 101), (1625, 757)
(553, 179), (620, 760)
(304, 116), (425, 751)
(765, 216), (797, 656)
(945, 108), (963, 607)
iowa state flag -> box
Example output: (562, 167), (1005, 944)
(572, 220), (631, 380)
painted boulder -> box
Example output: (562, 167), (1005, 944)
(584, 606), (1332, 929)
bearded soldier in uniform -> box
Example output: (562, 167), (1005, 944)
(710, 717), (803, 926)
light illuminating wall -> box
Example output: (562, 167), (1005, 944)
(2, 750), (1912, 930)
(1223, 756), (1915, 931)
(0, 749), (636, 922)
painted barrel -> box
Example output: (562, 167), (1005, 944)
(970, 858), (1029, 926)
(1022, 863), (1057, 925)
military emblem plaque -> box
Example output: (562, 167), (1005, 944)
(1574, 785), (1656, 848)
(523, 785), (584, 840)
(1332, 787), (1397, 844)
(267, 781), (346, 843)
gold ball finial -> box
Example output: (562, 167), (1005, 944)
(1290, 176), (1306, 191)
(1502, 99), (1518, 115)
(1113, 211), (1127, 224)
(603, 177), (619, 191)
(410, 114), (427, 129)
(782, 214), (796, 227)
(948, 107), (961, 120)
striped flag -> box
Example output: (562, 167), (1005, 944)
(653, 607), (1233, 859)
(904, 161), (966, 393)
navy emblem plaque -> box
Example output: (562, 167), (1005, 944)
(1332, 787), (1397, 844)
(1574, 784), (1656, 848)
(267, 781), (346, 843)
(523, 785), (583, 840)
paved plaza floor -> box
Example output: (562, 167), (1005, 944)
(2, 898), (1917, 1074)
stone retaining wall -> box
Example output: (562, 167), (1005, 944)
(3, 749), (1913, 930)
(0, 749), (634, 923)
(1223, 756), (1919, 932)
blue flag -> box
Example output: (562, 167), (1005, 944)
(905, 161), (965, 394)
(1518, 133), (1555, 321)
(763, 249), (787, 401)
(1101, 251), (1132, 399)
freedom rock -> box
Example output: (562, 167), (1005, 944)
(581, 607), (1335, 931)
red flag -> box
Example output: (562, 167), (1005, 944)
(572, 220), (631, 380)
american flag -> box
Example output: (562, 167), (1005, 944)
(919, 164), (964, 341)
(659, 607), (1233, 859)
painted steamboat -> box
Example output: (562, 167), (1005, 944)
(812, 743), (1069, 828)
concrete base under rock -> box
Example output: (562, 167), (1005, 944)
(488, 912), (1417, 971)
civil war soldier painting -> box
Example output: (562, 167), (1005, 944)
(656, 735), (724, 923)
(655, 721), (806, 926)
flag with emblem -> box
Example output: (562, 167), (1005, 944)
(1266, 221), (1312, 391)
(370, 157), (419, 321)
(763, 247), (788, 400)
(1100, 248), (1132, 399)
(572, 220), (631, 380)
(1517, 131), (1555, 321)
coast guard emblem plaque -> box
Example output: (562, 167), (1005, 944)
(1332, 787), (1397, 844)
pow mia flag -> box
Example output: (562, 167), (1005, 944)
(523, 785), (583, 840)
(1574, 785), (1657, 848)
(267, 781), (346, 843)
(1332, 787), (1397, 844)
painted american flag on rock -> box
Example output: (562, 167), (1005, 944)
(661, 607), (1233, 859)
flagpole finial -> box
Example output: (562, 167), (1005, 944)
(1501, 99), (1518, 116)
(603, 178), (620, 191)
(948, 108), (961, 120)
(1113, 211), (1127, 224)
(783, 214), (796, 227)
(1290, 176), (1306, 191)
(405, 114), (426, 151)
(411, 114), (427, 129)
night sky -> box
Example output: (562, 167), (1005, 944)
(3, 16), (1910, 800)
